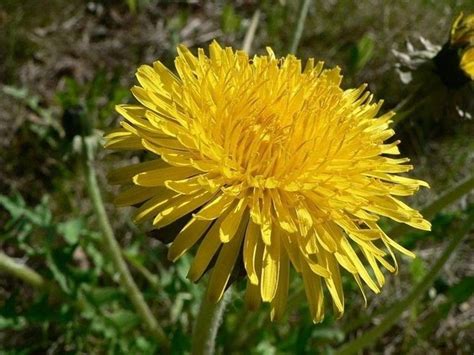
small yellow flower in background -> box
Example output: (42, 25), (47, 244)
(450, 12), (474, 81)
(460, 47), (474, 79)
(105, 41), (430, 323)
(450, 12), (474, 47)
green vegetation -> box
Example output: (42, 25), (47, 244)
(0, 0), (473, 353)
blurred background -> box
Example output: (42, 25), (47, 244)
(0, 0), (473, 353)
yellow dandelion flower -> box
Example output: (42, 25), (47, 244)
(460, 47), (474, 79)
(105, 41), (431, 323)
(450, 12), (474, 47)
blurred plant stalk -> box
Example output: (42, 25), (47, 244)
(81, 137), (170, 350)
(191, 289), (232, 355)
(0, 252), (88, 311)
(0, 252), (61, 299)
(289, 0), (312, 54)
(242, 9), (261, 53)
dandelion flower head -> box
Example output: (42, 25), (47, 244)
(105, 41), (431, 322)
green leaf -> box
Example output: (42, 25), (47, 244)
(409, 257), (427, 283)
(108, 310), (140, 333)
(0, 194), (26, 220)
(2, 85), (29, 101)
(312, 327), (345, 342)
(58, 218), (84, 245)
(86, 286), (124, 307)
(45, 246), (76, 295)
(350, 34), (375, 72)
(448, 276), (474, 303)
(221, 4), (241, 34)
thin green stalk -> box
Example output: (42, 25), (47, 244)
(0, 252), (89, 310)
(123, 251), (173, 308)
(335, 212), (474, 355)
(390, 87), (421, 126)
(191, 289), (231, 355)
(81, 139), (169, 350)
(242, 9), (261, 53)
(289, 0), (312, 54)
(0, 252), (49, 291)
(122, 251), (162, 292)
(392, 97), (429, 126)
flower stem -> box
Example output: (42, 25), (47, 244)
(191, 289), (231, 355)
(335, 211), (474, 355)
(242, 9), (261, 53)
(289, 0), (312, 54)
(81, 138), (169, 350)
(0, 252), (49, 290)
(0, 252), (89, 309)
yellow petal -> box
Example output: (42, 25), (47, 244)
(362, 249), (385, 287)
(270, 247), (289, 321)
(301, 253), (331, 278)
(334, 252), (357, 274)
(168, 217), (213, 262)
(153, 191), (215, 229)
(353, 274), (368, 307)
(108, 159), (168, 185)
(295, 203), (313, 237)
(104, 131), (143, 151)
(382, 235), (416, 258)
(194, 193), (235, 220)
(261, 227), (280, 302)
(301, 257), (325, 323)
(460, 47), (474, 79)
(133, 166), (199, 187)
(165, 176), (203, 195)
(314, 224), (338, 253)
(207, 214), (248, 302)
(320, 250), (344, 316)
(282, 233), (302, 273)
(219, 199), (248, 243)
(270, 190), (298, 233)
(339, 238), (380, 294)
(115, 105), (149, 130)
(136, 65), (163, 93)
(187, 214), (226, 282)
(113, 185), (162, 207)
(153, 60), (180, 88)
(245, 280), (261, 311)
(133, 189), (178, 223)
(142, 140), (193, 167)
(243, 219), (263, 285)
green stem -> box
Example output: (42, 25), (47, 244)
(289, 0), (312, 54)
(81, 139), (169, 350)
(390, 86), (421, 126)
(335, 212), (474, 355)
(0, 252), (90, 309)
(122, 251), (162, 292)
(242, 9), (261, 53)
(0, 252), (49, 290)
(191, 289), (231, 355)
